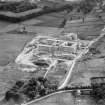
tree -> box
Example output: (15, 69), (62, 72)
(89, 47), (101, 55)
(59, 18), (67, 28)
(4, 80), (25, 103)
(91, 84), (105, 102)
(4, 77), (58, 102)
(39, 88), (46, 96)
(59, 5), (73, 28)
(5, 90), (21, 102)
(37, 77), (47, 84)
(78, 0), (97, 22)
(14, 80), (24, 89)
(22, 84), (37, 100)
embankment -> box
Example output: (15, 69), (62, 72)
(0, 4), (72, 23)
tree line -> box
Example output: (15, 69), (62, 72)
(0, 1), (37, 13)
(4, 77), (57, 103)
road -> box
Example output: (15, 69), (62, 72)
(21, 88), (92, 105)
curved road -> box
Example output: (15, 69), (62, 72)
(21, 88), (92, 105)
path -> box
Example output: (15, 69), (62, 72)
(58, 25), (105, 89)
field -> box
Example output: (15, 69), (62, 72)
(0, 14), (64, 104)
(0, 8), (105, 105)
(69, 34), (105, 86)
